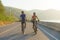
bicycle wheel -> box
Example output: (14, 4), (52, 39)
(34, 20), (37, 34)
(21, 22), (25, 34)
(22, 25), (24, 34)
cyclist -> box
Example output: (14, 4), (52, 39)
(20, 11), (26, 34)
(31, 12), (39, 34)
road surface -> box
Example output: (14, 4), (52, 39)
(38, 23), (60, 40)
(0, 22), (49, 40)
(0, 22), (60, 40)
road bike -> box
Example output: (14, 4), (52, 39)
(33, 20), (38, 34)
(21, 22), (26, 34)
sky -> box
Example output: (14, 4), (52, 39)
(1, 0), (60, 10)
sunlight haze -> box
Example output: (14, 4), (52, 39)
(2, 0), (60, 10)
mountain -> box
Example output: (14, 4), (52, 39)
(29, 9), (60, 21)
(4, 6), (60, 22)
(4, 6), (31, 21)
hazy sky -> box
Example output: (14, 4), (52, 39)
(1, 0), (60, 10)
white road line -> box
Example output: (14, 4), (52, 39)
(38, 25), (58, 40)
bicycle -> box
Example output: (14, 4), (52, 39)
(32, 20), (38, 34)
(21, 22), (26, 34)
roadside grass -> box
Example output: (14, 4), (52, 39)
(0, 13), (19, 25)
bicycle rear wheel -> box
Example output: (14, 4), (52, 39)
(21, 22), (26, 34)
(33, 20), (37, 34)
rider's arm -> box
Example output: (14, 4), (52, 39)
(36, 16), (40, 22)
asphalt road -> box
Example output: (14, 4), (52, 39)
(0, 22), (49, 40)
(0, 22), (60, 40)
(38, 23), (60, 40)
(0, 22), (21, 40)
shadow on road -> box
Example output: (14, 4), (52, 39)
(0, 32), (35, 40)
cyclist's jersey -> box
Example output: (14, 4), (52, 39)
(20, 14), (26, 22)
(32, 15), (37, 20)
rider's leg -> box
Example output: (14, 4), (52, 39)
(21, 22), (24, 34)
(35, 21), (38, 34)
(24, 22), (26, 28)
(34, 21), (37, 34)
(32, 21), (34, 30)
(35, 26), (37, 34)
(36, 21), (37, 31)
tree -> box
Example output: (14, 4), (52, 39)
(0, 0), (6, 21)
(0, 0), (5, 14)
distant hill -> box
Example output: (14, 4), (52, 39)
(2, 6), (60, 22)
(5, 7), (60, 21)
(5, 7), (21, 19)
(4, 6), (31, 21)
(29, 9), (60, 21)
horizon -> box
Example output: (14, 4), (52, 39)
(1, 0), (60, 10)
